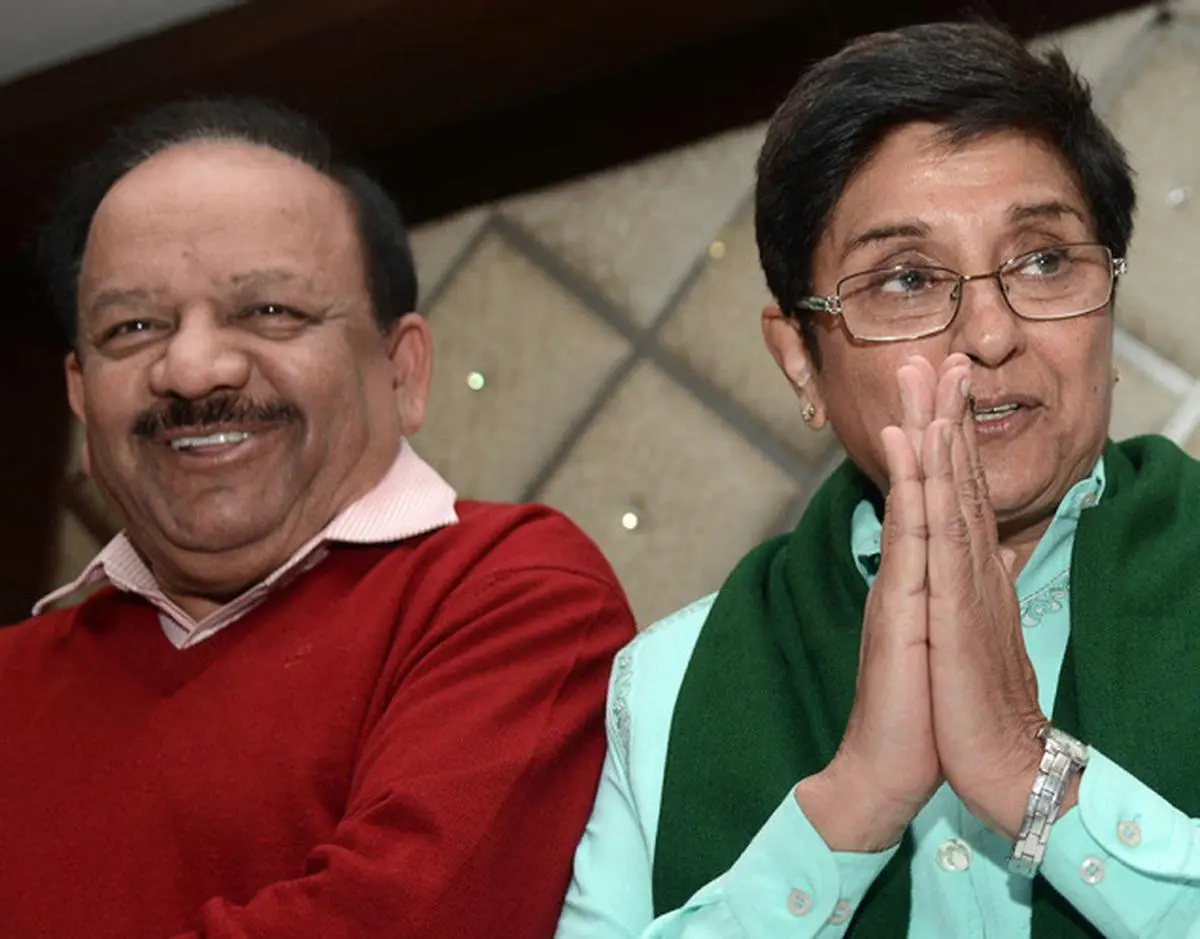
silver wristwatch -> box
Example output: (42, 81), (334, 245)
(1008, 725), (1090, 878)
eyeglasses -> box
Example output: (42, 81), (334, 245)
(796, 242), (1126, 343)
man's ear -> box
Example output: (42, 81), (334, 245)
(761, 304), (827, 428)
(65, 351), (91, 475)
(386, 313), (433, 437)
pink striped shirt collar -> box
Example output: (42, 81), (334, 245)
(34, 441), (458, 645)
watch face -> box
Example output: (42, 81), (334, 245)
(1045, 727), (1090, 765)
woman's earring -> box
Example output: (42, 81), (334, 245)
(1113, 366), (1121, 385)
(802, 403), (816, 424)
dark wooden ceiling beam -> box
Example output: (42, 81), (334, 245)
(0, 0), (805, 258)
(1, 0), (1150, 343)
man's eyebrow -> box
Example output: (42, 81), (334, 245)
(1006, 200), (1087, 225)
(841, 220), (932, 262)
(228, 268), (312, 290)
(85, 287), (157, 318)
(85, 269), (316, 318)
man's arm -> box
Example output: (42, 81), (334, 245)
(175, 561), (634, 939)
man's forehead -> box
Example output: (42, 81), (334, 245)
(97, 140), (346, 223)
(82, 143), (360, 292)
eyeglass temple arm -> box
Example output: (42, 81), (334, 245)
(797, 296), (842, 315)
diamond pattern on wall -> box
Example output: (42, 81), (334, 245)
(502, 124), (764, 327)
(414, 232), (631, 502)
(660, 203), (838, 463)
(409, 207), (490, 304)
(539, 363), (800, 625)
(1107, 30), (1200, 375)
(43, 3), (1200, 612)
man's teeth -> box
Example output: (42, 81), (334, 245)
(973, 404), (1020, 423)
(170, 431), (251, 451)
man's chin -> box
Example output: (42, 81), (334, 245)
(135, 505), (289, 558)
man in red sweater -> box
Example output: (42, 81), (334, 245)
(0, 97), (636, 938)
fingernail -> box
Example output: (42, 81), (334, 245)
(941, 423), (952, 445)
(960, 376), (971, 400)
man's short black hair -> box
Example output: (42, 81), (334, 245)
(755, 20), (1136, 366)
(37, 96), (417, 345)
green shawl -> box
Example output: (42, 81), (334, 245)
(653, 436), (1200, 935)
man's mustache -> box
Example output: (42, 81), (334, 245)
(132, 395), (302, 438)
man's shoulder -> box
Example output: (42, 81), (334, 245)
(0, 598), (92, 655)
(442, 500), (622, 587)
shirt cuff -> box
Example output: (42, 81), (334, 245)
(714, 789), (897, 934)
(1042, 748), (1200, 937)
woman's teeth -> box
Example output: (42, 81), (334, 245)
(973, 404), (1020, 423)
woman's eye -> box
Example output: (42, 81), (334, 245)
(880, 268), (934, 293)
(1018, 251), (1066, 276)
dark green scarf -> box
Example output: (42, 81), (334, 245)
(653, 436), (1200, 935)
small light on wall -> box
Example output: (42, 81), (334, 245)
(708, 240), (727, 260)
(466, 371), (487, 392)
(620, 510), (641, 532)
(1166, 186), (1190, 208)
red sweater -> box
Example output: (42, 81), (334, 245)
(0, 502), (634, 938)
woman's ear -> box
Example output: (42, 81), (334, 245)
(761, 304), (827, 428)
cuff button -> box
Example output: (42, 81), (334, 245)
(829, 899), (853, 925)
(1080, 856), (1106, 885)
(1117, 820), (1142, 847)
(787, 888), (813, 916)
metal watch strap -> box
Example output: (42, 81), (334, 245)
(1008, 726), (1090, 878)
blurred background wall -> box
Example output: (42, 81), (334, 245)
(1, 0), (1196, 625)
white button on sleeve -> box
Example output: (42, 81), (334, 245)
(828, 899), (853, 925)
(1117, 820), (1142, 847)
(787, 888), (814, 916)
(1080, 856), (1106, 885)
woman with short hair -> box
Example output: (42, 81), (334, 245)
(557, 20), (1199, 938)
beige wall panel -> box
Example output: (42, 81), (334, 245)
(1109, 353), (1183, 440)
(540, 363), (800, 627)
(415, 233), (631, 500)
(409, 207), (489, 304)
(660, 204), (838, 463)
(1032, 5), (1159, 91)
(1108, 33), (1200, 374)
(502, 124), (764, 326)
